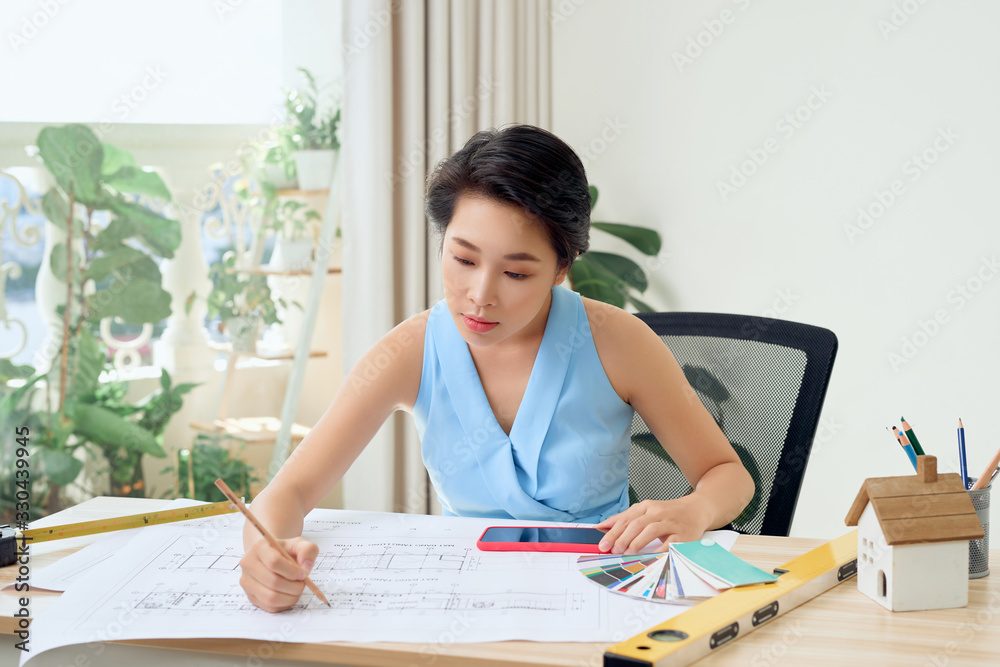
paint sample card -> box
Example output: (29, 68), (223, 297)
(669, 539), (778, 589)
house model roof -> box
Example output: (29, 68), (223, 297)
(844, 455), (985, 545)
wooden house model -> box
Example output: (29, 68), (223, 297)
(844, 455), (984, 612)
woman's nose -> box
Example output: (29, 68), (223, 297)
(469, 270), (497, 306)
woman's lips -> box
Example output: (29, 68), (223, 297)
(463, 315), (498, 333)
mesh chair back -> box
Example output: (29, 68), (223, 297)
(630, 313), (837, 536)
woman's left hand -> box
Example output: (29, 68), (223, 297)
(595, 495), (714, 554)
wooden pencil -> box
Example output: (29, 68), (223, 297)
(214, 479), (330, 606)
(970, 446), (1000, 491)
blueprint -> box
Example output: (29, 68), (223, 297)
(23, 509), (714, 665)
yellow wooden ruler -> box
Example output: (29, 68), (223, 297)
(11, 500), (237, 544)
(603, 530), (858, 666)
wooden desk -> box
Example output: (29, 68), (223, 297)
(2, 497), (998, 666)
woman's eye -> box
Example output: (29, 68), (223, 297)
(506, 272), (527, 280)
(454, 256), (473, 266)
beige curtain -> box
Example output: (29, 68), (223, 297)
(340, 0), (552, 513)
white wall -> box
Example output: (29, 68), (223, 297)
(553, 0), (1000, 548)
(0, 0), (341, 124)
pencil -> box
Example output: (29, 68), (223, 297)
(970, 446), (1000, 491)
(900, 417), (926, 457)
(957, 419), (969, 489)
(888, 426), (917, 470)
(214, 479), (330, 607)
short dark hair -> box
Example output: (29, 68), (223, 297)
(424, 124), (590, 269)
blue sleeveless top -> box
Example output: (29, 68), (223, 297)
(413, 285), (634, 523)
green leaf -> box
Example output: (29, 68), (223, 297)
(91, 217), (135, 251)
(40, 188), (84, 234)
(173, 382), (200, 395)
(586, 251), (648, 292)
(84, 247), (162, 284)
(49, 242), (83, 283)
(37, 448), (84, 486)
(589, 185), (598, 211)
(37, 124), (104, 207)
(71, 402), (165, 457)
(626, 293), (656, 313)
(569, 261), (626, 308)
(0, 373), (45, 430)
(0, 359), (35, 382)
(100, 144), (136, 176)
(159, 368), (172, 391)
(107, 199), (181, 259)
(86, 278), (172, 325)
(591, 222), (662, 256)
(103, 166), (172, 201)
(731, 442), (762, 525)
(682, 365), (731, 402)
(66, 328), (104, 399)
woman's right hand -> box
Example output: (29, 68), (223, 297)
(239, 536), (319, 613)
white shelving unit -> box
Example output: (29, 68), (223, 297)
(190, 155), (342, 491)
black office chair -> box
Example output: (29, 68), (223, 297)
(629, 312), (838, 536)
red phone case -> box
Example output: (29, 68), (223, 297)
(476, 526), (604, 553)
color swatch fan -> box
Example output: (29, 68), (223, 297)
(577, 552), (688, 604)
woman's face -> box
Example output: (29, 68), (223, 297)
(442, 195), (567, 349)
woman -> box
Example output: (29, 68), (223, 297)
(239, 125), (754, 612)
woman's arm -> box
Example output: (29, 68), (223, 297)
(587, 302), (755, 554)
(239, 312), (427, 610)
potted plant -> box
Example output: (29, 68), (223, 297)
(188, 251), (285, 352)
(257, 125), (299, 190)
(163, 433), (258, 502)
(0, 124), (192, 512)
(267, 199), (321, 272)
(568, 186), (663, 312)
(283, 67), (341, 191)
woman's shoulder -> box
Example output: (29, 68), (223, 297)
(580, 296), (657, 345)
(581, 296), (666, 404)
(357, 310), (430, 413)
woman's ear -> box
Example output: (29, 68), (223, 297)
(554, 256), (575, 285)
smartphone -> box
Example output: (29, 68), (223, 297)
(476, 526), (607, 553)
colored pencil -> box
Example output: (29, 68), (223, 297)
(970, 446), (1000, 491)
(957, 419), (969, 489)
(900, 417), (926, 457)
(214, 479), (330, 606)
(888, 426), (917, 470)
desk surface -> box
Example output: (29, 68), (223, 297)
(2, 497), (998, 666)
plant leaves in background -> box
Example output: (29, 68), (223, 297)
(586, 251), (648, 292)
(40, 188), (84, 235)
(100, 143), (136, 177)
(569, 256), (626, 308)
(591, 222), (661, 256)
(626, 293), (655, 313)
(730, 442), (761, 525)
(49, 242), (83, 284)
(84, 246), (161, 283)
(37, 124), (105, 207)
(103, 166), (172, 201)
(682, 365), (731, 402)
(86, 278), (172, 325)
(71, 402), (165, 458)
(107, 199), (181, 258)
(65, 328), (104, 400)
(36, 448), (85, 487)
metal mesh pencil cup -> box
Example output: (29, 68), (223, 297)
(968, 480), (990, 579)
